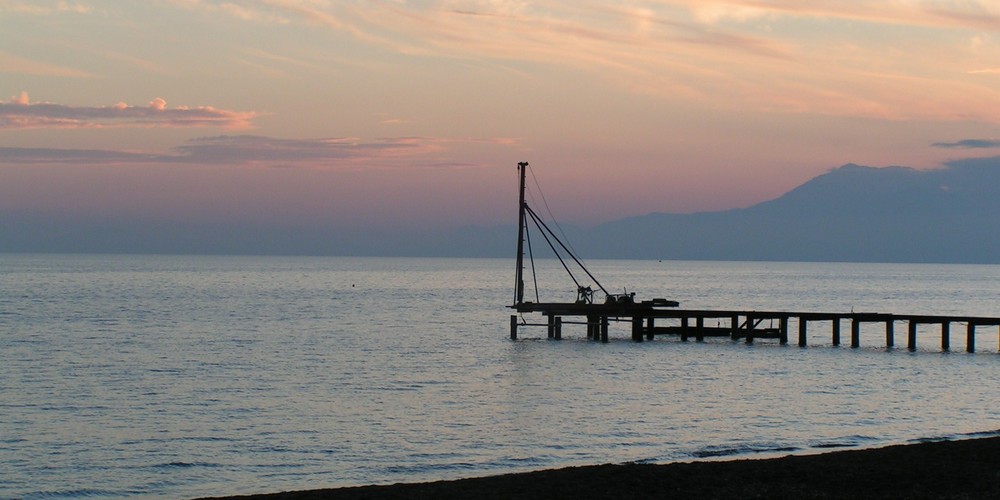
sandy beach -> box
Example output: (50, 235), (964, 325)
(201, 434), (1000, 499)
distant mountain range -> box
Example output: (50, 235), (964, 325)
(5, 156), (1000, 263)
(447, 156), (1000, 263)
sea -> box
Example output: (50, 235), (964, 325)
(3, 254), (1000, 499)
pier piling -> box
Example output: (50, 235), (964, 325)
(967, 323), (975, 353)
(632, 316), (644, 342)
(509, 302), (1000, 353)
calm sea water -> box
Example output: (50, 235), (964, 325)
(3, 255), (1000, 499)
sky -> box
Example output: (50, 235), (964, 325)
(3, 1), (1000, 253)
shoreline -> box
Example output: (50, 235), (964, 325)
(201, 435), (1000, 499)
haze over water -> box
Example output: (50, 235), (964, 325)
(3, 255), (1000, 499)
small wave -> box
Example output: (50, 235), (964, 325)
(22, 488), (126, 499)
(904, 431), (1000, 445)
(957, 429), (1000, 439)
(812, 442), (853, 449)
(382, 456), (549, 477)
(691, 443), (800, 459)
(811, 434), (881, 447)
(382, 461), (481, 475)
(499, 456), (548, 467)
(120, 436), (236, 445)
(147, 368), (181, 374)
(152, 461), (222, 469)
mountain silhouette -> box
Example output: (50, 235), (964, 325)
(482, 157), (1000, 263)
(5, 157), (1000, 262)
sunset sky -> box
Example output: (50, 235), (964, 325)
(4, 1), (1000, 253)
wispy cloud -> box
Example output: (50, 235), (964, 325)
(0, 92), (256, 129)
(675, 1), (1000, 31)
(164, 0), (287, 23)
(174, 135), (444, 165)
(0, 134), (517, 167)
(0, 1), (92, 15)
(167, 2), (1000, 120)
(0, 50), (94, 77)
(932, 139), (1000, 149)
(0, 147), (165, 164)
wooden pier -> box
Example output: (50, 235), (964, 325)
(506, 161), (1000, 353)
(510, 303), (1000, 352)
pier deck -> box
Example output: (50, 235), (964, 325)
(510, 302), (1000, 352)
(506, 162), (1000, 353)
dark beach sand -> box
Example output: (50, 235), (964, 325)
(202, 436), (1000, 499)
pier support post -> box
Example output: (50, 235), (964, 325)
(731, 315), (739, 340)
(547, 314), (555, 339)
(510, 315), (518, 340)
(797, 318), (807, 347)
(745, 315), (755, 344)
(967, 323), (975, 353)
(832, 318), (841, 346)
(885, 320), (894, 348)
(681, 317), (689, 342)
(646, 318), (655, 341)
(940, 322), (949, 351)
(908, 321), (917, 351)
(851, 319), (860, 348)
(779, 317), (788, 345)
(554, 317), (562, 340)
(632, 316), (644, 342)
(586, 315), (595, 340)
(600, 317), (609, 343)
(696, 316), (705, 342)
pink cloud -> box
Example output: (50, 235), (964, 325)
(148, 97), (167, 111)
(0, 92), (256, 129)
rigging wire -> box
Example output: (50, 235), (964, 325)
(526, 207), (581, 289)
(525, 214), (540, 303)
(527, 166), (586, 267)
(526, 205), (609, 295)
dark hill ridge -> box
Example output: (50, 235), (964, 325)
(574, 157), (1000, 263)
(750, 162), (995, 218)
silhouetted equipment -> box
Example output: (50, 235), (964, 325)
(506, 162), (1000, 352)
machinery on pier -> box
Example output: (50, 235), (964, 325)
(507, 162), (678, 340)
